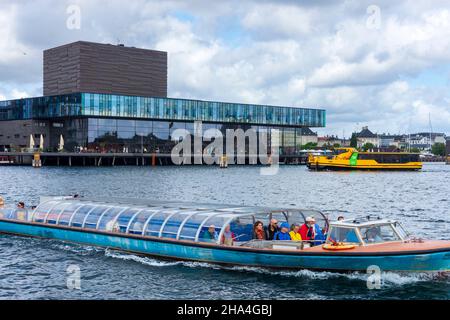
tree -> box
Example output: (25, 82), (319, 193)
(301, 142), (317, 150)
(431, 143), (445, 156)
(350, 133), (358, 148)
(361, 142), (375, 151)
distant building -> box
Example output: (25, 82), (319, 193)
(379, 134), (407, 149)
(407, 132), (446, 151)
(355, 126), (379, 148)
(317, 135), (349, 148)
(0, 41), (326, 155)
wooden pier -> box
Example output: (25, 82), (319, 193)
(0, 152), (308, 167)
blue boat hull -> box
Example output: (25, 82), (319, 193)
(1, 220), (449, 272)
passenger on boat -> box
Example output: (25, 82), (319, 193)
(365, 227), (383, 243)
(14, 202), (28, 221)
(221, 225), (236, 246)
(264, 219), (279, 240)
(202, 224), (218, 242)
(253, 221), (266, 240)
(300, 217), (326, 246)
(289, 223), (302, 241)
(274, 222), (292, 241)
(337, 216), (345, 221)
(0, 196), (4, 218)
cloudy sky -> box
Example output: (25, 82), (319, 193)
(1, 0), (449, 137)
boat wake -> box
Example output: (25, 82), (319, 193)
(104, 249), (449, 287)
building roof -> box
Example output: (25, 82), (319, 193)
(298, 127), (317, 136)
(356, 127), (377, 138)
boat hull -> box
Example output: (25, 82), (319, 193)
(0, 220), (448, 272)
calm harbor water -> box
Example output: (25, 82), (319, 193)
(0, 163), (449, 300)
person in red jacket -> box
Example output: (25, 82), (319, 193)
(300, 216), (315, 241)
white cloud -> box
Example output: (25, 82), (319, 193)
(0, 0), (449, 136)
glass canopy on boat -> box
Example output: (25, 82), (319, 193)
(29, 197), (329, 244)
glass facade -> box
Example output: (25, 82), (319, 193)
(0, 92), (325, 127)
(0, 92), (325, 155)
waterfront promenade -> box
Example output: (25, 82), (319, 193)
(0, 151), (309, 166)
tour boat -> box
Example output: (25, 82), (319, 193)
(307, 147), (422, 170)
(0, 196), (448, 272)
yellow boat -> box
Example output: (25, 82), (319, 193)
(307, 147), (422, 171)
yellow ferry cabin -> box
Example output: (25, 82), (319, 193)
(307, 147), (422, 171)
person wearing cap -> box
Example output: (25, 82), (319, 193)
(273, 222), (292, 241)
(289, 223), (302, 241)
(264, 218), (280, 240)
(202, 224), (218, 242)
(300, 216), (326, 246)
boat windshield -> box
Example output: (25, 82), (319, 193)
(327, 227), (361, 244)
(359, 224), (401, 244)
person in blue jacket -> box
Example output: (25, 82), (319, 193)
(273, 222), (292, 241)
(305, 217), (327, 246)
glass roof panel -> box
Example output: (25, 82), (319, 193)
(127, 208), (162, 235)
(70, 204), (96, 227)
(83, 205), (111, 229)
(179, 212), (228, 241)
(32, 200), (60, 222)
(116, 208), (141, 232)
(57, 203), (84, 225)
(97, 206), (128, 231)
(196, 213), (242, 242)
(46, 201), (73, 224)
(144, 209), (178, 237)
(160, 210), (198, 239)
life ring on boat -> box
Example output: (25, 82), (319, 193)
(322, 243), (356, 250)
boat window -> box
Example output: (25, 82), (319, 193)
(0, 208), (14, 219)
(83, 206), (110, 229)
(116, 208), (141, 233)
(145, 210), (175, 237)
(127, 209), (160, 235)
(160, 211), (197, 239)
(227, 215), (254, 242)
(179, 212), (217, 241)
(70, 205), (96, 227)
(270, 211), (287, 223)
(328, 226), (360, 244)
(300, 210), (328, 231)
(97, 206), (127, 231)
(33, 200), (59, 222)
(197, 214), (229, 243)
(46, 202), (72, 224)
(58, 203), (84, 225)
(359, 225), (400, 244)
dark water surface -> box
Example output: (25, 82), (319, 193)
(0, 164), (448, 299)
